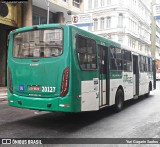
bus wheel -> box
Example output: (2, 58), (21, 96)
(145, 84), (151, 97)
(115, 89), (124, 112)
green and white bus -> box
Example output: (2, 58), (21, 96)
(7, 24), (156, 112)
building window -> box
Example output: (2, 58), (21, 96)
(33, 6), (56, 25)
(129, 18), (137, 34)
(73, 0), (80, 8)
(128, 37), (135, 49)
(88, 0), (92, 9)
(130, 0), (137, 10)
(118, 13), (123, 27)
(100, 18), (104, 30)
(138, 23), (141, 34)
(138, 42), (142, 51)
(156, 36), (160, 45)
(101, 0), (105, 7)
(33, 14), (47, 25)
(132, 40), (135, 49)
(139, 43), (141, 51)
(128, 38), (130, 47)
(118, 36), (123, 44)
(106, 0), (111, 5)
(94, 0), (98, 8)
(106, 17), (111, 28)
(93, 19), (98, 30)
(145, 45), (150, 54)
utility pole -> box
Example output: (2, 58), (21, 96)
(45, 0), (50, 24)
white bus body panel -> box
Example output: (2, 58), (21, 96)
(81, 79), (99, 111)
(110, 79), (122, 106)
(99, 79), (107, 106)
(139, 73), (150, 95)
(123, 72), (134, 100)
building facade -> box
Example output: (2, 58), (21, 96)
(152, 19), (160, 69)
(85, 0), (152, 56)
(151, 0), (160, 70)
(23, 0), (84, 26)
(0, 0), (83, 87)
(0, 3), (22, 86)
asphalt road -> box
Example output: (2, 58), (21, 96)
(0, 82), (160, 145)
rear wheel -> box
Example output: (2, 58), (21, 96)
(145, 84), (151, 97)
(115, 89), (124, 112)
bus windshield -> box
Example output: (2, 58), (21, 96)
(13, 29), (63, 58)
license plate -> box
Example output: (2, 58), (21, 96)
(29, 86), (40, 91)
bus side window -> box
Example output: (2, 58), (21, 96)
(110, 47), (117, 70)
(123, 50), (132, 72)
(110, 46), (122, 71)
(76, 35), (97, 70)
(110, 58), (117, 70)
(149, 58), (152, 72)
(140, 55), (144, 72)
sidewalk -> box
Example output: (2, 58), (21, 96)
(0, 87), (8, 102)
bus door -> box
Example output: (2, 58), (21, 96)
(153, 60), (156, 90)
(98, 45), (109, 107)
(133, 55), (139, 96)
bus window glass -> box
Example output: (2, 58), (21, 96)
(143, 56), (146, 71)
(123, 50), (131, 61)
(116, 59), (122, 70)
(145, 57), (149, 72)
(115, 48), (121, 59)
(148, 58), (152, 71)
(110, 46), (122, 71)
(76, 35), (97, 70)
(13, 29), (63, 58)
(140, 55), (146, 72)
(110, 47), (115, 58)
(110, 58), (117, 70)
(123, 60), (127, 71)
(122, 50), (132, 72)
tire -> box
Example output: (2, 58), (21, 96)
(115, 89), (124, 112)
(145, 84), (151, 97)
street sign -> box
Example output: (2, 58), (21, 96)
(72, 15), (78, 23)
(71, 13), (93, 27)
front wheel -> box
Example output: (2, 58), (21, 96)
(115, 89), (124, 112)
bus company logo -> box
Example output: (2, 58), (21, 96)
(123, 74), (133, 83)
(2, 139), (11, 144)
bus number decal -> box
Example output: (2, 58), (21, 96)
(42, 86), (56, 92)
